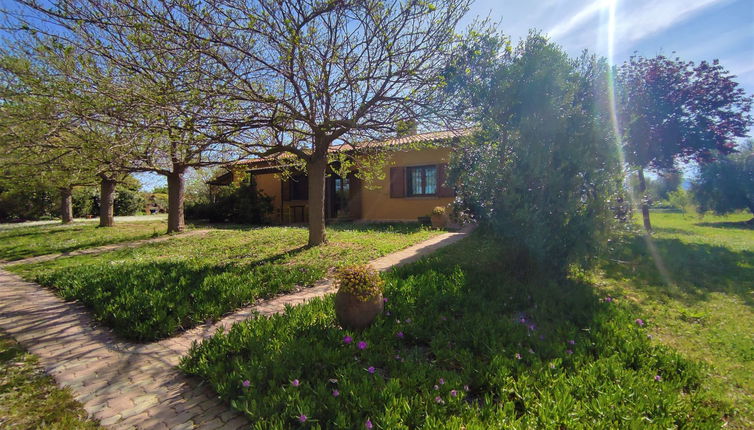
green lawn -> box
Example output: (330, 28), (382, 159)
(0, 219), (171, 261)
(0, 330), (101, 429)
(599, 210), (753, 428)
(180, 214), (741, 429)
(8, 224), (442, 341)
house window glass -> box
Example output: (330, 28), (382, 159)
(290, 174), (308, 200)
(406, 165), (437, 196)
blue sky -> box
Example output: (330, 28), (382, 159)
(464, 0), (754, 94)
(140, 0), (754, 190)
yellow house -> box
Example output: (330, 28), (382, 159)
(208, 129), (471, 223)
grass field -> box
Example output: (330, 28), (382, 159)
(599, 210), (753, 428)
(0, 330), (101, 429)
(0, 219), (171, 261)
(7, 224), (442, 341)
(180, 211), (751, 428)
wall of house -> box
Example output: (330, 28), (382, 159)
(254, 173), (283, 223)
(359, 147), (454, 221)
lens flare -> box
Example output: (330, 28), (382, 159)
(604, 0), (675, 287)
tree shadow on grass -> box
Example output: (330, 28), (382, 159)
(695, 220), (754, 230)
(602, 236), (754, 307)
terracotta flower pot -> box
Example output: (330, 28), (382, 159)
(431, 214), (447, 229)
(334, 290), (384, 330)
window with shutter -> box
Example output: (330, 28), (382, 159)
(406, 165), (438, 197)
(437, 163), (454, 197)
(390, 167), (405, 198)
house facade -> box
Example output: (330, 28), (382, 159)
(209, 129), (470, 224)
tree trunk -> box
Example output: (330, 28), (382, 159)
(637, 167), (652, 232)
(60, 187), (73, 224)
(307, 154), (328, 246)
(99, 177), (117, 227)
(167, 169), (186, 233)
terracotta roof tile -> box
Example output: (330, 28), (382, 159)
(231, 128), (473, 167)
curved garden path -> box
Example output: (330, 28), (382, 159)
(0, 225), (475, 429)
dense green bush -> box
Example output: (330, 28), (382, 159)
(692, 141), (754, 220)
(186, 179), (273, 224)
(448, 34), (623, 277)
(0, 183), (57, 221)
(181, 234), (725, 428)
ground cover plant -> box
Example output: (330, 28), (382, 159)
(599, 210), (754, 427)
(0, 330), (101, 429)
(180, 230), (729, 429)
(0, 219), (170, 261)
(8, 224), (440, 341)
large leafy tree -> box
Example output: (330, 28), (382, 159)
(0, 44), (137, 227)
(0, 53), (98, 223)
(692, 140), (754, 222)
(616, 55), (753, 231)
(5, 1), (257, 233)
(154, 0), (473, 245)
(449, 34), (623, 276)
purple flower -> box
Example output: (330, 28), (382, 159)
(365, 419), (373, 429)
(332, 389), (340, 397)
(439, 378), (445, 385)
(528, 324), (536, 331)
(433, 384), (439, 390)
(567, 340), (576, 345)
(396, 331), (404, 339)
(435, 396), (445, 404)
(604, 296), (613, 302)
(635, 318), (645, 327)
(539, 334), (545, 340)
(291, 379), (300, 387)
(463, 385), (470, 392)
(654, 375), (662, 382)
(367, 366), (375, 374)
(519, 317), (526, 324)
(383, 297), (388, 303)
(450, 389), (458, 397)
(515, 353), (522, 360)
(358, 341), (368, 350)
(298, 414), (307, 423)
(242, 380), (251, 388)
(343, 335), (353, 344)
(566, 349), (573, 355)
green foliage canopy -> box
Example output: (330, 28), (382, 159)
(693, 141), (754, 218)
(448, 34), (623, 276)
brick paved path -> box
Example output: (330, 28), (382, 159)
(0, 225), (474, 429)
(0, 229), (211, 267)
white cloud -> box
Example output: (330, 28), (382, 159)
(614, 0), (731, 43)
(548, 0), (612, 40)
(547, 0), (732, 48)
